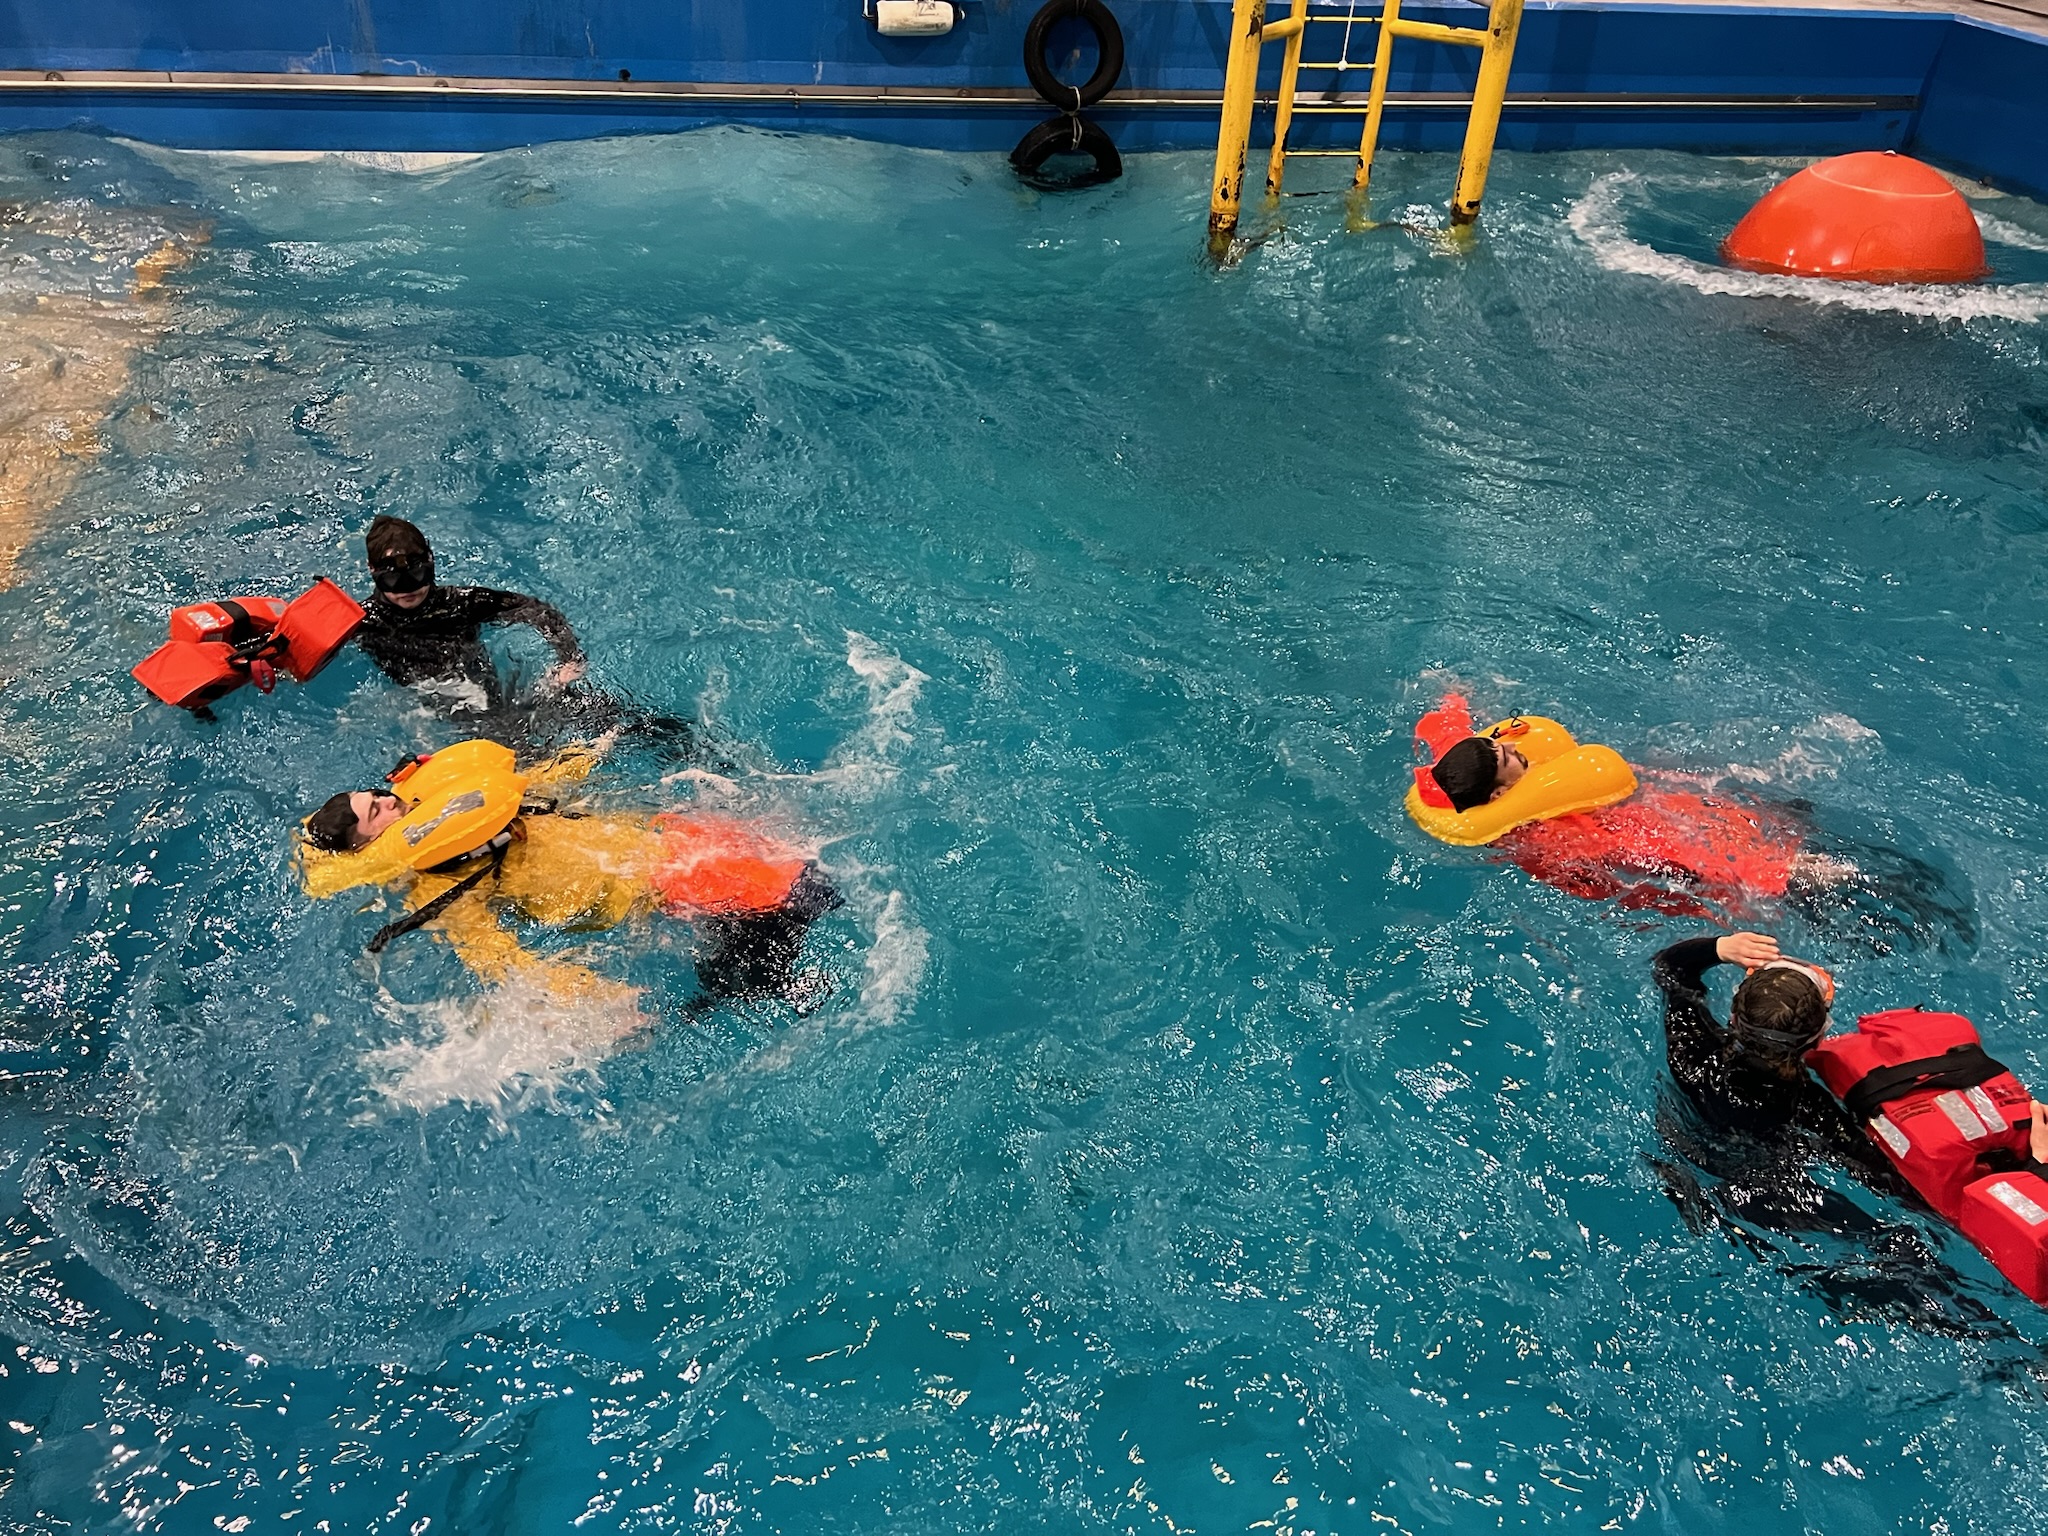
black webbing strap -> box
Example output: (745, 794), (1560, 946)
(219, 599), (282, 658)
(1842, 1043), (2009, 1122)
(366, 845), (506, 955)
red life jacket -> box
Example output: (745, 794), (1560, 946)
(167, 595), (287, 647)
(133, 580), (364, 710)
(1808, 1008), (2048, 1303)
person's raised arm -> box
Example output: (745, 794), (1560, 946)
(1655, 931), (1778, 1086)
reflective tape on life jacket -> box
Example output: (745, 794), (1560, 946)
(169, 596), (287, 647)
(1959, 1171), (2048, 1303)
(1809, 1008), (2031, 1220)
(385, 742), (528, 872)
(1809, 1008), (2048, 1303)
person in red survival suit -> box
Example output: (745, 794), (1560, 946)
(1650, 929), (2027, 1332)
(1419, 695), (1974, 951)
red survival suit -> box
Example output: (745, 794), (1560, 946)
(1413, 695), (1803, 917)
(133, 580), (364, 710)
(1809, 1010), (2048, 1303)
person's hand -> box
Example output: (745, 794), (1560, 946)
(540, 658), (587, 692)
(1715, 931), (1782, 969)
(2030, 1101), (2048, 1165)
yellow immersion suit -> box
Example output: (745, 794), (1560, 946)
(298, 740), (807, 1008)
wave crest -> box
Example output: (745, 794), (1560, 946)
(1568, 172), (2048, 324)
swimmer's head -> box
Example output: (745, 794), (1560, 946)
(367, 515), (435, 610)
(304, 789), (406, 852)
(1430, 734), (1529, 813)
(1729, 965), (1830, 1076)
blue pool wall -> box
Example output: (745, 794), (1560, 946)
(0, 1), (2041, 197)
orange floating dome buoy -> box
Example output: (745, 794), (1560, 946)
(1720, 151), (1988, 284)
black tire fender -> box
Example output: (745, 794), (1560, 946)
(1009, 113), (1124, 190)
(1022, 0), (1125, 111)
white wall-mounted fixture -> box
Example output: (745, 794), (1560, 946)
(871, 0), (956, 37)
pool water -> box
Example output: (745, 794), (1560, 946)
(4, 128), (2048, 1534)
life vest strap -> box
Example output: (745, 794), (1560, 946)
(1843, 1043), (2011, 1123)
(423, 830), (515, 877)
(368, 844), (508, 954)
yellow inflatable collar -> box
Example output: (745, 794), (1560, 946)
(1406, 715), (1636, 847)
(300, 739), (528, 898)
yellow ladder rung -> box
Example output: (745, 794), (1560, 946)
(1386, 18), (1488, 46)
(1283, 149), (1370, 157)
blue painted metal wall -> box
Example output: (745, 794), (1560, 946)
(0, 1), (2040, 195)
(1913, 20), (2048, 197)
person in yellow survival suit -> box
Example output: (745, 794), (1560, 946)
(298, 740), (840, 1008)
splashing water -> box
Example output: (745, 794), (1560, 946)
(5, 132), (2048, 1534)
(365, 965), (651, 1117)
(1570, 171), (2048, 323)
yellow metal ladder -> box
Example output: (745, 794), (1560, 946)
(1207, 0), (1526, 253)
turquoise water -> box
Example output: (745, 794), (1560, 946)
(5, 128), (2048, 1533)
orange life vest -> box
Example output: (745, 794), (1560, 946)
(133, 580), (364, 709)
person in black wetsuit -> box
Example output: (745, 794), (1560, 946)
(357, 515), (586, 715)
(356, 516), (713, 763)
(1655, 930), (1847, 1143)
(1651, 929), (2009, 1334)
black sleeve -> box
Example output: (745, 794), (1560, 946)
(1652, 935), (1724, 999)
(460, 587), (585, 667)
(1654, 936), (1729, 1098)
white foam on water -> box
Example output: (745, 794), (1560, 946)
(1980, 211), (2048, 256)
(1654, 712), (1881, 791)
(856, 885), (928, 1029)
(365, 969), (648, 1118)
(827, 634), (930, 1029)
(830, 630), (928, 785)
(121, 139), (485, 176)
(738, 866), (928, 1077)
(1568, 172), (2048, 324)
(745, 631), (932, 1039)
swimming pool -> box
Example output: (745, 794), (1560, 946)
(4, 126), (2048, 1532)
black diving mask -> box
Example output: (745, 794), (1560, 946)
(372, 555), (435, 595)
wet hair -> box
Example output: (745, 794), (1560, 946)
(304, 791), (363, 853)
(1728, 967), (1829, 1077)
(1431, 736), (1500, 813)
(366, 515), (432, 567)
